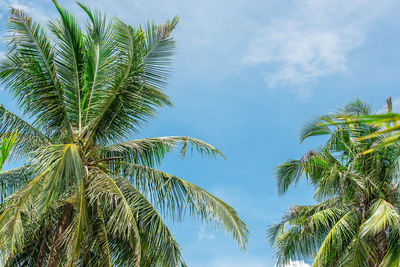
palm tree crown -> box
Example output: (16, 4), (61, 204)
(0, 2), (248, 266)
(269, 100), (400, 266)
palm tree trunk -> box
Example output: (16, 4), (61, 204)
(376, 229), (387, 266)
(35, 227), (49, 267)
(46, 204), (73, 267)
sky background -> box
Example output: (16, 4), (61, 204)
(1, 0), (400, 266)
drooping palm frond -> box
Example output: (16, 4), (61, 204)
(115, 176), (183, 266)
(86, 167), (141, 266)
(118, 162), (249, 249)
(312, 210), (360, 267)
(361, 198), (400, 237)
(0, 166), (35, 202)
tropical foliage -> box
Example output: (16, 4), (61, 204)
(0, 129), (20, 201)
(334, 97), (400, 153)
(0, 1), (248, 266)
(268, 100), (400, 266)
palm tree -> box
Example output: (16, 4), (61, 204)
(0, 2), (248, 266)
(268, 100), (400, 267)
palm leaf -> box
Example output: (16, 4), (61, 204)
(119, 163), (249, 249)
(0, 8), (73, 138)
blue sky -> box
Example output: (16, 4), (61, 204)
(1, 0), (400, 266)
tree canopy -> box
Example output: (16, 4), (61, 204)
(0, 2), (248, 266)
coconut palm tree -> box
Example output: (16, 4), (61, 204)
(0, 2), (248, 266)
(268, 100), (400, 267)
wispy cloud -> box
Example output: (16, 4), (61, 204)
(197, 225), (216, 242)
(208, 256), (310, 267)
(244, 0), (397, 96)
(0, 0), (50, 22)
(282, 260), (311, 267)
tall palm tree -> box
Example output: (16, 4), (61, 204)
(268, 100), (400, 267)
(0, 2), (248, 266)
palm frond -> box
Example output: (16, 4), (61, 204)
(76, 3), (117, 128)
(85, 17), (173, 145)
(0, 105), (49, 158)
(0, 166), (35, 202)
(63, 180), (88, 266)
(118, 163), (249, 249)
(0, 169), (48, 258)
(143, 16), (178, 90)
(103, 136), (224, 167)
(50, 0), (85, 132)
(300, 117), (332, 143)
(0, 8), (73, 138)
(87, 167), (141, 266)
(0, 131), (17, 171)
(312, 210), (360, 267)
(361, 198), (400, 237)
(116, 176), (183, 266)
(275, 159), (304, 195)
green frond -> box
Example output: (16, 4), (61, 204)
(340, 98), (371, 116)
(119, 163), (249, 250)
(88, 201), (112, 267)
(275, 159), (303, 195)
(312, 210), (360, 267)
(34, 144), (83, 213)
(84, 16), (175, 145)
(337, 224), (376, 267)
(143, 16), (178, 90)
(0, 169), (48, 258)
(300, 117), (332, 143)
(0, 166), (35, 202)
(269, 199), (349, 265)
(1, 8), (73, 138)
(77, 3), (117, 128)
(87, 167), (141, 266)
(0, 105), (49, 158)
(116, 176), (183, 266)
(103, 136), (224, 167)
(0, 131), (17, 171)
(361, 198), (400, 237)
(380, 229), (400, 266)
(63, 180), (88, 266)
(50, 0), (85, 132)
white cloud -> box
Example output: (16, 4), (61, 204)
(244, 0), (397, 96)
(197, 225), (216, 242)
(0, 0), (50, 22)
(281, 260), (311, 267)
(207, 257), (311, 267)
